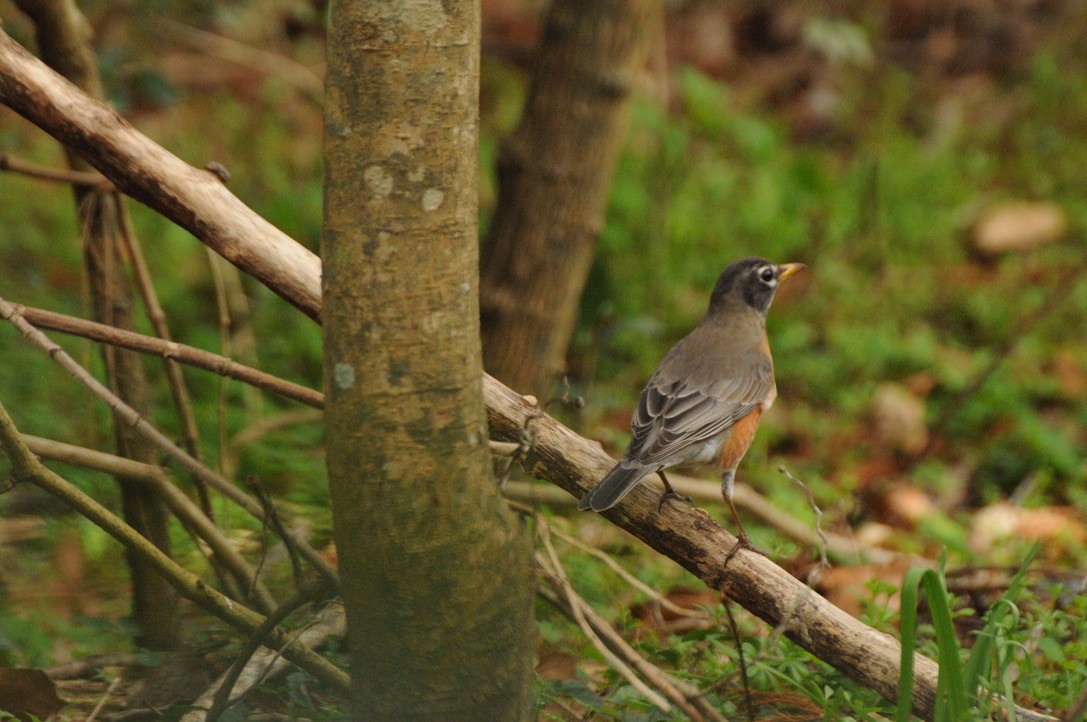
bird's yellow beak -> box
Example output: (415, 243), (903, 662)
(778, 263), (805, 282)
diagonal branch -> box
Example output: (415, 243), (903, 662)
(0, 400), (348, 694)
(21, 433), (277, 614)
(11, 303), (323, 408)
(0, 29), (323, 322)
(0, 294), (337, 584)
(537, 529), (672, 714)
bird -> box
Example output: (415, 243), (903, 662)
(578, 257), (805, 550)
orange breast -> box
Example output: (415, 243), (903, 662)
(718, 407), (763, 472)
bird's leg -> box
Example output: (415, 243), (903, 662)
(722, 469), (766, 561)
(656, 470), (693, 512)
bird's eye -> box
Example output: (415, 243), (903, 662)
(759, 267), (775, 282)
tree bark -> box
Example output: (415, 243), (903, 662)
(479, 0), (656, 393)
(12, 0), (179, 650)
(322, 1), (535, 719)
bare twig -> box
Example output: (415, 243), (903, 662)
(85, 676), (120, 722)
(0, 400), (348, 693)
(248, 476), (304, 589)
(11, 303), (323, 408)
(0, 295), (337, 584)
(206, 579), (336, 722)
(536, 525), (672, 714)
(546, 522), (709, 620)
(206, 246), (233, 474)
(160, 19), (323, 104)
(778, 465), (830, 576)
(0, 150), (110, 187)
(21, 433), (277, 613)
(114, 192), (206, 468)
(181, 603), (346, 722)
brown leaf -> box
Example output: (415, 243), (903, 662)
(969, 503), (1087, 555)
(884, 484), (937, 526)
(536, 648), (578, 680)
(0, 668), (65, 721)
(631, 587), (716, 638)
(1050, 349), (1087, 399)
(970, 201), (1067, 257)
(871, 383), (929, 455)
(815, 559), (913, 618)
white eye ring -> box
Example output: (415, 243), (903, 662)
(758, 266), (776, 283)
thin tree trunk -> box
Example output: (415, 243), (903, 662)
(323, 1), (535, 718)
(479, 0), (657, 393)
(12, 0), (179, 649)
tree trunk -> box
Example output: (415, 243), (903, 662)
(479, 0), (657, 393)
(13, 0), (179, 650)
(323, 1), (535, 719)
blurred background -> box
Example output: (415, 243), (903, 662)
(1, 0), (1085, 717)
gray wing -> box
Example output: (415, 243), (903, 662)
(625, 353), (774, 466)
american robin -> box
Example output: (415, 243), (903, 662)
(579, 257), (805, 549)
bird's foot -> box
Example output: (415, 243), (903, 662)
(725, 534), (767, 564)
(657, 488), (694, 512)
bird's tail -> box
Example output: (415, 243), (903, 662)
(578, 463), (654, 512)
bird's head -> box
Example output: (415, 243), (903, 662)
(709, 257), (805, 314)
